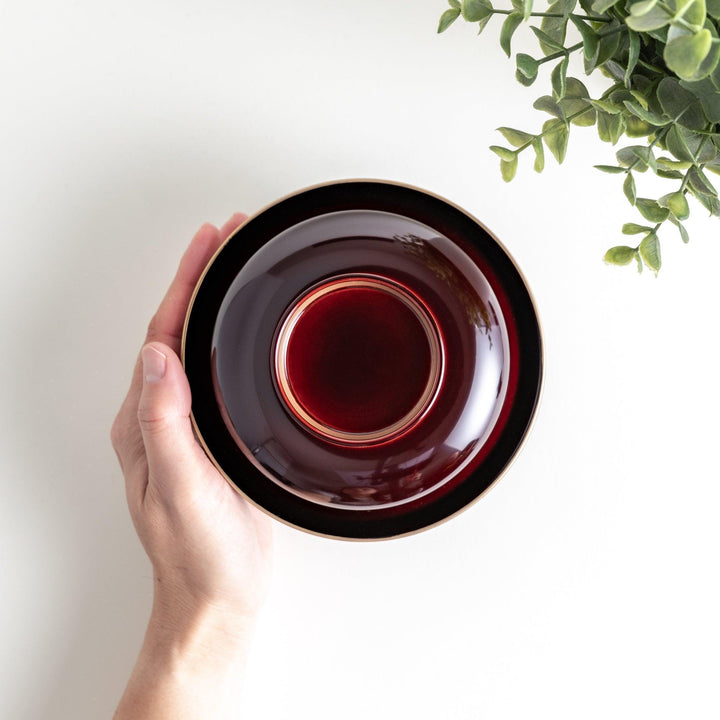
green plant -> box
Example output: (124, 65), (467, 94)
(438, 0), (720, 274)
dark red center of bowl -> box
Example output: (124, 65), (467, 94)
(274, 275), (443, 444)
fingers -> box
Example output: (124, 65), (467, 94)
(134, 342), (207, 503)
(145, 223), (223, 352)
(112, 214), (247, 479)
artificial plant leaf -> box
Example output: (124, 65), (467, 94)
(490, 145), (518, 161)
(664, 29), (713, 81)
(570, 16), (599, 61)
(552, 56), (569, 98)
(522, 0), (534, 21)
(592, 0), (617, 10)
(626, 4), (671, 31)
(623, 101), (671, 126)
(530, 26), (566, 51)
(539, 0), (570, 54)
(656, 77), (707, 128)
(604, 245), (637, 265)
(449, 0), (461, 8)
(678, 221), (691, 242)
(497, 127), (535, 147)
(438, 7), (461, 32)
(623, 222), (654, 233)
(590, 99), (623, 114)
(534, 95), (566, 119)
(543, 119), (570, 162)
(625, 31), (641, 86)
(665, 124), (696, 162)
(533, 137), (545, 172)
(595, 164), (627, 173)
(624, 172), (637, 204)
(687, 165), (718, 195)
(595, 22), (622, 66)
(516, 53), (539, 82)
(501, 155), (519, 181)
(639, 232), (661, 275)
(664, 190), (691, 219)
(500, 12), (524, 57)
(636, 198), (670, 221)
(680, 76), (720, 122)
(462, 0), (494, 21)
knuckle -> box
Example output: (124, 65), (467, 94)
(136, 404), (171, 436)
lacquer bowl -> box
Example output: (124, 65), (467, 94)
(182, 180), (542, 540)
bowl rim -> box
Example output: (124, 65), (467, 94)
(182, 178), (544, 541)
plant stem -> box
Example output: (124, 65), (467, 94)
(538, 24), (627, 65)
(491, 9), (612, 22)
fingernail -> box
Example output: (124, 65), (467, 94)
(142, 345), (167, 383)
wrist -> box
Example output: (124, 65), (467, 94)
(147, 580), (256, 670)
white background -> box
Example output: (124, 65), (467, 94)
(2, 1), (720, 718)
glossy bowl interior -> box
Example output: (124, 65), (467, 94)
(183, 181), (542, 539)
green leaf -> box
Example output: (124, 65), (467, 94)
(501, 155), (518, 181)
(656, 77), (707, 129)
(500, 12), (524, 56)
(623, 101), (671, 126)
(626, 31), (641, 86)
(462, 0), (494, 21)
(626, 4), (671, 31)
(639, 232), (661, 275)
(522, 0), (534, 21)
(674, 0), (707, 28)
(691, 187), (720, 214)
(590, 99), (623, 114)
(532, 137), (545, 172)
(595, 23), (622, 66)
(552, 56), (569, 98)
(477, 13), (493, 34)
(539, 0), (570, 54)
(708, 0), (720, 16)
(597, 110), (626, 144)
(530, 26), (566, 52)
(604, 245), (637, 265)
(629, 0), (659, 15)
(664, 29), (713, 81)
(678, 221), (691, 242)
(592, 0), (617, 12)
(616, 145), (656, 172)
(534, 95), (566, 119)
(657, 156), (693, 170)
(490, 145), (518, 161)
(680, 76), (720, 122)
(497, 127), (534, 147)
(543, 119), (570, 163)
(570, 16), (599, 61)
(657, 168), (685, 179)
(687, 165), (718, 196)
(624, 172), (637, 204)
(517, 53), (539, 82)
(623, 222), (653, 233)
(595, 164), (627, 173)
(636, 198), (670, 221)
(449, 0), (461, 7)
(438, 7), (461, 32)
(664, 190), (691, 219)
(665, 125), (696, 162)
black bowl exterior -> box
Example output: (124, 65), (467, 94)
(183, 180), (542, 540)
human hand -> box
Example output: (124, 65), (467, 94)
(111, 216), (273, 630)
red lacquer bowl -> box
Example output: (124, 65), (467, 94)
(183, 180), (542, 540)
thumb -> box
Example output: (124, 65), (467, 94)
(137, 341), (203, 486)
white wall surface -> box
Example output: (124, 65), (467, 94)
(2, 1), (719, 718)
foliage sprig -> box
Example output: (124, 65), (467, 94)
(439, 0), (720, 274)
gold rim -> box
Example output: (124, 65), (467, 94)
(181, 178), (545, 542)
(272, 273), (444, 446)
